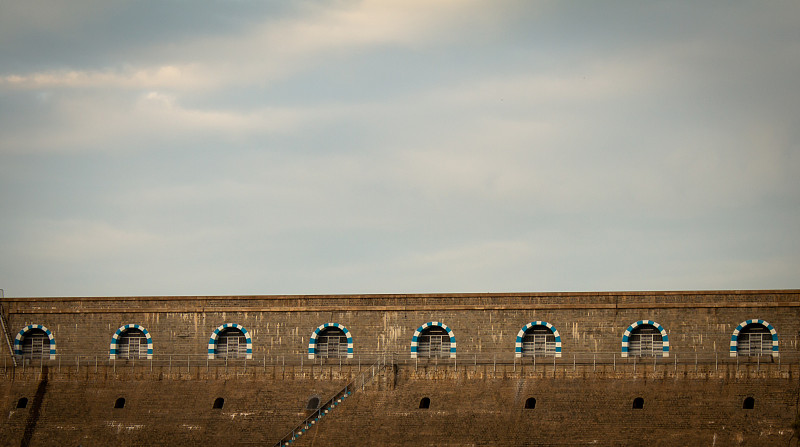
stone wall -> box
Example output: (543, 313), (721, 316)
(0, 290), (798, 446)
(3, 290), (799, 359)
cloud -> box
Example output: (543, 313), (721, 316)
(1, 65), (205, 90)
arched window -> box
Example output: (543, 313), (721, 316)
(737, 324), (772, 357)
(213, 398), (224, 409)
(417, 326), (451, 358)
(419, 397), (431, 409)
(117, 328), (148, 360)
(521, 325), (556, 357)
(114, 398), (126, 409)
(628, 325), (664, 358)
(306, 396), (320, 410)
(632, 397), (644, 409)
(215, 328), (247, 359)
(17, 398), (28, 409)
(743, 397), (755, 409)
(110, 324), (152, 360)
(524, 398), (536, 409)
(316, 327), (348, 359)
(20, 328), (49, 360)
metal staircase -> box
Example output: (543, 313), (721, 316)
(0, 291), (17, 367)
(274, 354), (388, 446)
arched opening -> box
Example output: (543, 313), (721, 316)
(419, 397), (431, 409)
(521, 326), (556, 357)
(417, 326), (450, 358)
(628, 325), (663, 358)
(306, 396), (321, 410)
(114, 398), (126, 409)
(215, 328), (247, 359)
(213, 397), (224, 409)
(737, 324), (772, 356)
(16, 398), (28, 409)
(21, 329), (49, 360)
(117, 328), (148, 360)
(743, 397), (755, 409)
(316, 327), (348, 359)
(632, 397), (644, 409)
(524, 397), (536, 409)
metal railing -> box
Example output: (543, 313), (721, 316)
(2, 350), (796, 373)
(0, 300), (16, 367)
(273, 353), (388, 447)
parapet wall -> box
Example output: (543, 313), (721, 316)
(2, 290), (799, 359)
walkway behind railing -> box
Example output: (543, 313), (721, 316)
(273, 353), (388, 447)
(2, 350), (796, 377)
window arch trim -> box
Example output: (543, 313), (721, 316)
(410, 321), (456, 359)
(14, 324), (56, 360)
(515, 321), (562, 358)
(307, 323), (354, 359)
(729, 319), (778, 358)
(621, 320), (669, 358)
(207, 323), (252, 360)
(109, 324), (153, 360)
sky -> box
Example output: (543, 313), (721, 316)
(1, 1), (799, 297)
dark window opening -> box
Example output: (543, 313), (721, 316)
(738, 324), (772, 357)
(632, 397), (644, 409)
(213, 397), (225, 409)
(114, 398), (125, 409)
(21, 329), (49, 360)
(743, 397), (755, 409)
(316, 327), (348, 359)
(118, 328), (148, 360)
(522, 326), (556, 357)
(628, 325), (664, 358)
(306, 396), (320, 410)
(419, 397), (431, 409)
(418, 327), (450, 359)
(524, 397), (536, 409)
(16, 398), (28, 409)
(215, 328), (247, 359)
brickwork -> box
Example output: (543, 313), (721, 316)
(0, 290), (798, 445)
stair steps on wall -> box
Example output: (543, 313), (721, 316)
(274, 354), (388, 446)
(0, 299), (17, 367)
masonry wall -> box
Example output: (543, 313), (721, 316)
(3, 290), (799, 359)
(0, 362), (797, 446)
(1, 290), (798, 446)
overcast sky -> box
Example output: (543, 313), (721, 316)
(1, 1), (798, 297)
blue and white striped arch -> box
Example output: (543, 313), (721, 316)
(109, 324), (153, 360)
(515, 321), (562, 358)
(730, 319), (779, 358)
(207, 323), (252, 360)
(621, 320), (670, 358)
(14, 324), (56, 360)
(410, 321), (456, 359)
(307, 323), (354, 359)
